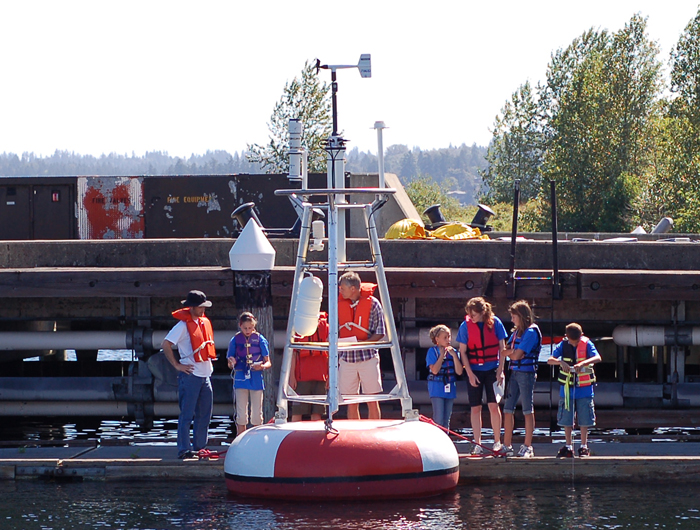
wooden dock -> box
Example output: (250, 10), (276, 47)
(1, 440), (700, 484)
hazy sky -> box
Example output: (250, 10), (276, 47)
(1, 1), (698, 158)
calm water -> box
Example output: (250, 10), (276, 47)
(9, 352), (700, 528)
(0, 481), (698, 529)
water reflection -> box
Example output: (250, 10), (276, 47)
(1, 481), (699, 529)
(0, 416), (236, 443)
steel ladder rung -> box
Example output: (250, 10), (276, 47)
(282, 393), (404, 405)
(287, 341), (395, 351)
(337, 261), (378, 269)
(299, 261), (378, 271)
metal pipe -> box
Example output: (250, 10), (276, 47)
(331, 71), (338, 135)
(0, 331), (128, 350)
(0, 330), (237, 351)
(18, 325), (700, 353)
(365, 200), (413, 414)
(0, 326), (598, 352)
(617, 345), (625, 383)
(550, 180), (561, 299)
(374, 121), (387, 188)
(327, 192), (340, 418)
(613, 325), (700, 347)
(507, 179), (521, 298)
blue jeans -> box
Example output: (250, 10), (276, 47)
(504, 370), (536, 415)
(177, 372), (213, 457)
(430, 397), (455, 430)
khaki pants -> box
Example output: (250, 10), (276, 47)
(235, 388), (264, 426)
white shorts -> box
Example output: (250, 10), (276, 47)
(339, 356), (383, 395)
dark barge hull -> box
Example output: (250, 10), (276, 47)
(0, 236), (699, 428)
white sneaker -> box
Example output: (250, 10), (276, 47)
(493, 441), (503, 453)
(471, 444), (483, 455)
(516, 444), (534, 458)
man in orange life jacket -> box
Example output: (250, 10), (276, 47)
(162, 290), (217, 459)
(547, 323), (601, 458)
(338, 271), (385, 419)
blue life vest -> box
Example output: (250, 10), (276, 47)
(427, 348), (457, 384)
(509, 324), (542, 370)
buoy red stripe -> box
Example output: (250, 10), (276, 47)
(226, 465), (458, 484)
(273, 429), (424, 478)
(225, 470), (459, 500)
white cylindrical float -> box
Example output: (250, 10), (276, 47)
(224, 419), (459, 500)
(288, 118), (304, 184)
(292, 273), (323, 337)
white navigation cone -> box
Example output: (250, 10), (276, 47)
(229, 219), (276, 271)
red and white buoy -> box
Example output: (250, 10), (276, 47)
(224, 419), (459, 500)
(226, 57), (459, 501)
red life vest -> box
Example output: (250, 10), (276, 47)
(557, 336), (596, 387)
(293, 312), (329, 382)
(172, 308), (217, 362)
(465, 316), (500, 365)
(338, 283), (376, 341)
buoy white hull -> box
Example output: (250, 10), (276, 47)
(224, 419), (459, 500)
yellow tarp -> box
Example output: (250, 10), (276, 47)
(385, 219), (489, 240)
(384, 218), (427, 239)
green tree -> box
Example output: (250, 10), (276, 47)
(247, 61), (332, 173)
(404, 176), (471, 224)
(540, 16), (661, 231)
(481, 81), (546, 203)
(638, 8), (700, 232)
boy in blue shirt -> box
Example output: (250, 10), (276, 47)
(547, 323), (601, 457)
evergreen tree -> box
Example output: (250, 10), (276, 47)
(481, 81), (545, 204)
(246, 61), (332, 173)
(484, 15), (662, 232)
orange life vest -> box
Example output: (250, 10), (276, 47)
(293, 312), (329, 382)
(465, 316), (500, 365)
(337, 283), (376, 341)
(557, 336), (596, 387)
(172, 308), (217, 362)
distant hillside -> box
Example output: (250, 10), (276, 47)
(346, 144), (488, 205)
(0, 150), (262, 177)
(0, 144), (489, 204)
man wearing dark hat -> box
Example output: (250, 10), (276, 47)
(162, 290), (217, 459)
